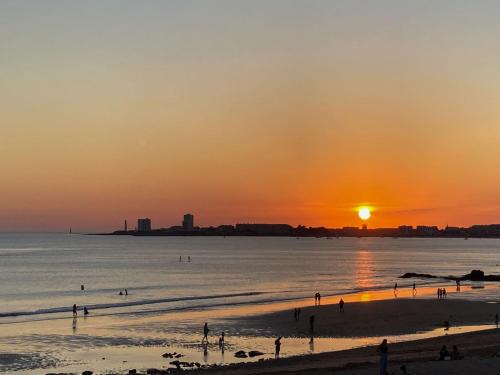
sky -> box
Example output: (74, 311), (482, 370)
(1, 1), (499, 231)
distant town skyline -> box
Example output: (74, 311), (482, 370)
(1, 1), (499, 231)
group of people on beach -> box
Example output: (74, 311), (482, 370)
(314, 292), (321, 305)
(437, 287), (447, 299)
(72, 304), (89, 317)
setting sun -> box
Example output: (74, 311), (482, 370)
(358, 207), (372, 221)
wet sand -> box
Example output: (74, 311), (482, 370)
(233, 297), (500, 337)
(197, 328), (500, 375)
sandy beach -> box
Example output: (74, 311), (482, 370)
(233, 297), (500, 337)
(197, 328), (500, 375)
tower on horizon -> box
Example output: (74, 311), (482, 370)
(182, 213), (194, 231)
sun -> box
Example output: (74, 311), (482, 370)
(358, 207), (372, 221)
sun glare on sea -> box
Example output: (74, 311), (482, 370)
(358, 207), (372, 221)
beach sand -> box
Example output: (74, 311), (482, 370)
(232, 297), (500, 337)
(197, 328), (500, 375)
(191, 297), (500, 375)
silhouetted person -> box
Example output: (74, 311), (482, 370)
(81, 284), (84, 291)
(293, 308), (297, 321)
(444, 320), (450, 330)
(72, 304), (77, 317)
(83, 307), (89, 316)
(125, 289), (128, 295)
(456, 280), (461, 291)
(495, 313), (499, 328)
(377, 339), (388, 375)
(437, 288), (441, 299)
(309, 315), (315, 334)
(412, 283), (417, 296)
(119, 290), (123, 296)
(317, 293), (321, 305)
(442, 288), (447, 299)
(314, 293), (318, 305)
(297, 308), (301, 320)
(202, 322), (210, 343)
(393, 282), (398, 297)
(439, 345), (450, 360)
(339, 298), (345, 312)
(179, 256), (182, 262)
(274, 337), (282, 358)
(188, 256), (191, 262)
(451, 345), (463, 360)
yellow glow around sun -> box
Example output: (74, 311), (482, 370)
(358, 207), (372, 221)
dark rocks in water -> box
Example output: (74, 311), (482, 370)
(234, 350), (248, 358)
(82, 371), (93, 375)
(128, 370), (137, 375)
(400, 272), (437, 279)
(162, 352), (183, 359)
(468, 270), (485, 280)
(400, 270), (500, 282)
(248, 350), (265, 357)
(146, 369), (173, 375)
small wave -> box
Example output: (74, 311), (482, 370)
(0, 291), (266, 318)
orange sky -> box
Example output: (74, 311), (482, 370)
(0, 1), (499, 231)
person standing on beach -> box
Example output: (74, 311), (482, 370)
(339, 298), (345, 312)
(412, 283), (417, 296)
(495, 313), (499, 328)
(274, 337), (282, 358)
(309, 315), (315, 334)
(442, 288), (447, 299)
(377, 339), (388, 375)
(393, 282), (398, 297)
(297, 308), (301, 320)
(202, 322), (210, 343)
(72, 304), (77, 317)
(317, 293), (321, 305)
(456, 280), (461, 291)
(437, 288), (441, 299)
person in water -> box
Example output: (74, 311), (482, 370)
(377, 339), (388, 375)
(83, 307), (89, 315)
(412, 283), (417, 296)
(125, 289), (128, 295)
(274, 337), (282, 358)
(202, 322), (210, 343)
(339, 298), (345, 312)
(393, 282), (398, 297)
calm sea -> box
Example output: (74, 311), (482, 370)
(1, 234), (499, 322)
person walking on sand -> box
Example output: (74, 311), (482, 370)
(393, 282), (398, 297)
(339, 298), (345, 312)
(377, 339), (388, 375)
(202, 322), (210, 343)
(274, 337), (282, 358)
(317, 293), (321, 305)
(495, 313), (499, 328)
(412, 283), (417, 296)
(314, 292), (318, 305)
(72, 304), (77, 317)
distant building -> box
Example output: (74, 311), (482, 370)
(235, 224), (294, 235)
(137, 218), (152, 232)
(416, 225), (439, 236)
(182, 214), (194, 231)
(398, 225), (413, 236)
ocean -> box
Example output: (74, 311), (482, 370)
(0, 234), (499, 373)
(1, 234), (499, 320)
